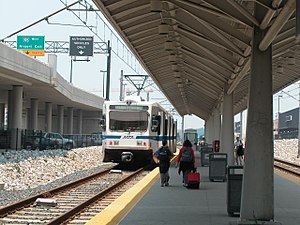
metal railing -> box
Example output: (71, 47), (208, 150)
(0, 129), (102, 151)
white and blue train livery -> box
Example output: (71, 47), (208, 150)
(101, 96), (177, 165)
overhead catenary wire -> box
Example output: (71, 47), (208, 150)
(0, 0), (82, 42)
(58, 0), (143, 75)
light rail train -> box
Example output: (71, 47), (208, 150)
(100, 97), (177, 166)
(184, 128), (198, 143)
(184, 128), (198, 150)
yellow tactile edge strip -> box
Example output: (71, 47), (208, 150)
(86, 153), (178, 225)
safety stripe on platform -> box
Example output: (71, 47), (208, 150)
(85, 152), (178, 225)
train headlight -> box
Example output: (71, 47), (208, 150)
(137, 140), (148, 146)
(113, 140), (119, 145)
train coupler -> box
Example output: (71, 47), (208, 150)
(121, 152), (133, 162)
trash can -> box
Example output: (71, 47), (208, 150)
(209, 153), (227, 182)
(200, 147), (213, 166)
(227, 165), (243, 216)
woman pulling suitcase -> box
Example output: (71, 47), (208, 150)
(176, 139), (197, 187)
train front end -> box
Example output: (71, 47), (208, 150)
(101, 99), (155, 165)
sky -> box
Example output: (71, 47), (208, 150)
(0, 0), (298, 132)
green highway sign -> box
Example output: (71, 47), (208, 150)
(17, 36), (45, 50)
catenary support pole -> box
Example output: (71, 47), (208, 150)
(120, 70), (124, 101)
(106, 40), (111, 100)
(240, 111), (243, 140)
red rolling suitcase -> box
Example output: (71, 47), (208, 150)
(187, 172), (200, 189)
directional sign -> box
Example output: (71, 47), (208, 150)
(69, 36), (94, 56)
(22, 50), (45, 56)
(17, 36), (45, 50)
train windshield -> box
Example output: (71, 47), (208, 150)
(109, 110), (148, 132)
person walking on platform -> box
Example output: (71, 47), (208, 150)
(176, 139), (196, 187)
(234, 136), (244, 165)
(200, 136), (207, 147)
(153, 140), (173, 187)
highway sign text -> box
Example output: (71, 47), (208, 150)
(69, 36), (94, 56)
(17, 36), (45, 50)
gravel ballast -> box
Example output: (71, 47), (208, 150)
(0, 146), (115, 207)
(0, 139), (300, 207)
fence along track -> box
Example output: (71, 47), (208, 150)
(0, 166), (146, 225)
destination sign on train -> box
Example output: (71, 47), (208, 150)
(110, 105), (148, 110)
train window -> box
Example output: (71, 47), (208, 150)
(151, 115), (161, 134)
(99, 118), (106, 129)
(164, 119), (168, 135)
(172, 123), (176, 136)
(99, 118), (105, 126)
(109, 111), (148, 132)
(151, 120), (159, 132)
(286, 115), (292, 122)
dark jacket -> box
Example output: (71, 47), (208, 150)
(154, 146), (173, 173)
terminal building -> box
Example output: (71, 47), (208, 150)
(278, 107), (299, 139)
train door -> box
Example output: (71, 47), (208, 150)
(167, 115), (173, 151)
(150, 107), (160, 152)
(184, 129), (198, 150)
(160, 111), (166, 147)
(173, 120), (177, 151)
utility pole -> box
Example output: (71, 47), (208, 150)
(70, 57), (73, 83)
(240, 111), (243, 141)
(120, 70), (124, 101)
(100, 70), (106, 98)
(277, 94), (282, 139)
(106, 40), (111, 100)
(277, 94), (282, 119)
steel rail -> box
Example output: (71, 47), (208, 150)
(46, 168), (144, 225)
(274, 158), (300, 177)
(275, 157), (300, 167)
(0, 167), (113, 217)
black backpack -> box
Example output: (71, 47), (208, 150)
(237, 144), (244, 156)
(158, 146), (170, 162)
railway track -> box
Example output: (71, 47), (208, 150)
(0, 166), (148, 225)
(274, 158), (300, 177)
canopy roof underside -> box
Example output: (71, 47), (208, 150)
(93, 0), (299, 120)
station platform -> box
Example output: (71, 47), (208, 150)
(86, 151), (300, 225)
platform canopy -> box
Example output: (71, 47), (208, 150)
(92, 0), (299, 120)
